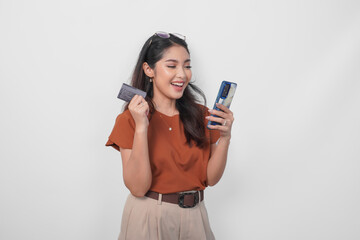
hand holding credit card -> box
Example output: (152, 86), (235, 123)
(117, 83), (147, 102)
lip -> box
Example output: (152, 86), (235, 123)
(170, 81), (186, 91)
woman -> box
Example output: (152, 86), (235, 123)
(106, 31), (234, 240)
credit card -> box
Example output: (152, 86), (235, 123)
(117, 83), (147, 102)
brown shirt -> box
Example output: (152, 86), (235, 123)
(105, 105), (220, 194)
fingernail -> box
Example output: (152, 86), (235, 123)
(205, 116), (210, 120)
(208, 109), (212, 113)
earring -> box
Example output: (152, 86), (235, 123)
(150, 78), (153, 82)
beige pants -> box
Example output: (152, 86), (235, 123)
(118, 193), (216, 240)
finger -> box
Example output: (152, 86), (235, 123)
(129, 95), (139, 107)
(209, 108), (227, 118)
(137, 96), (147, 108)
(129, 95), (144, 108)
(206, 115), (225, 124)
(207, 123), (229, 131)
(137, 95), (146, 102)
(215, 103), (233, 115)
(139, 101), (149, 110)
(222, 119), (228, 126)
(134, 100), (149, 113)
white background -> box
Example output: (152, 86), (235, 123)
(1, 0), (359, 239)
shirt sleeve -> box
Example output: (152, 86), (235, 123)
(105, 110), (135, 152)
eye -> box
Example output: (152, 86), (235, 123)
(185, 66), (192, 69)
(167, 66), (176, 68)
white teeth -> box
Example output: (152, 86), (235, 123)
(172, 82), (184, 87)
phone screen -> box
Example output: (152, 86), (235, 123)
(207, 81), (237, 128)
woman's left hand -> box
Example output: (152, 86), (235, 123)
(206, 103), (234, 139)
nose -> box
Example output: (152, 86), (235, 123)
(176, 66), (186, 80)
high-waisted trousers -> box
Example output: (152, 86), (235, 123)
(118, 193), (216, 240)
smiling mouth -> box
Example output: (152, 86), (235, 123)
(171, 82), (184, 87)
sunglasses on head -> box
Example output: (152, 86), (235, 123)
(154, 31), (186, 41)
(148, 31), (186, 46)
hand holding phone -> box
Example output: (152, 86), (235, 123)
(207, 81), (237, 129)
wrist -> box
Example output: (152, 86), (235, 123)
(219, 135), (231, 143)
(135, 125), (148, 134)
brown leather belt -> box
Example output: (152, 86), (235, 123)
(145, 190), (204, 208)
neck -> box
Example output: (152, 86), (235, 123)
(152, 96), (178, 116)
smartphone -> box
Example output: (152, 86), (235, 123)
(207, 81), (237, 129)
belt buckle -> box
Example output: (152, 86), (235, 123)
(178, 191), (199, 208)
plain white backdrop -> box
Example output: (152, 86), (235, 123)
(1, 0), (359, 239)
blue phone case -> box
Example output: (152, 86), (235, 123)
(207, 81), (237, 129)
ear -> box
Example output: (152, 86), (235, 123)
(142, 62), (154, 78)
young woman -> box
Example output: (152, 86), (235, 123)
(106, 31), (234, 240)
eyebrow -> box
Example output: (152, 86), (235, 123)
(165, 59), (191, 63)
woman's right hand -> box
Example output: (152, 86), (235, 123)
(128, 95), (149, 132)
(122, 95), (152, 197)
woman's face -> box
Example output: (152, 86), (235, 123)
(152, 45), (192, 102)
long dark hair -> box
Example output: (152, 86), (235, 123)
(125, 33), (208, 148)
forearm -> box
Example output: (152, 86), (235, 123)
(123, 128), (152, 196)
(207, 136), (231, 186)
